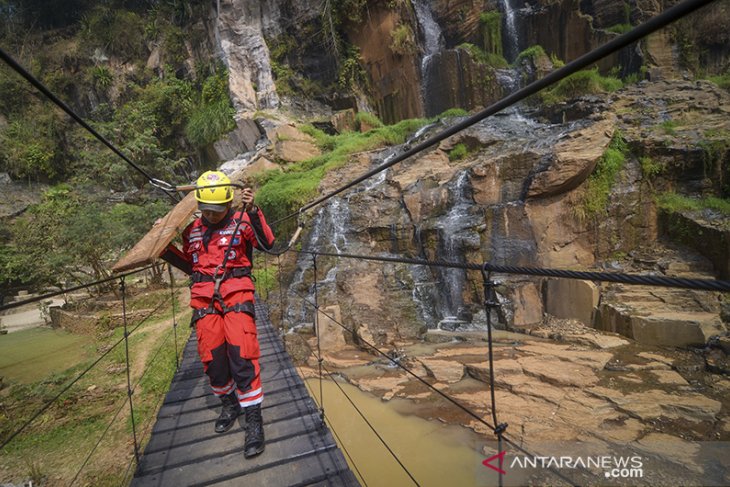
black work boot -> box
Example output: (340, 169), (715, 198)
(215, 392), (240, 433)
(243, 404), (265, 458)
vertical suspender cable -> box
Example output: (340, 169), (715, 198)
(277, 254), (287, 352)
(120, 277), (140, 466)
(312, 253), (325, 424)
(167, 264), (180, 370)
(481, 265), (509, 486)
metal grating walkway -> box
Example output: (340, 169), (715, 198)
(132, 300), (360, 487)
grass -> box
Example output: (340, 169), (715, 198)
(458, 43), (509, 69)
(606, 23), (632, 34)
(448, 143), (469, 161)
(579, 131), (629, 218)
(355, 112), (384, 130)
(708, 71), (730, 91)
(0, 285), (191, 486)
(185, 98), (236, 147)
(659, 120), (678, 135)
(256, 117), (429, 226)
(439, 108), (469, 118)
(657, 192), (730, 216)
(515, 45), (547, 64)
(639, 156), (663, 179)
(0, 328), (93, 383)
(540, 68), (623, 105)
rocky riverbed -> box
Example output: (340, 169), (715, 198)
(290, 318), (729, 486)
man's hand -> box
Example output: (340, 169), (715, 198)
(241, 188), (255, 211)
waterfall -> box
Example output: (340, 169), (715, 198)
(413, 0), (444, 114)
(500, 0), (520, 62)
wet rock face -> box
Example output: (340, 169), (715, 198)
(281, 80), (728, 342)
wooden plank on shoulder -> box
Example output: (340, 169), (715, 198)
(111, 191), (197, 273)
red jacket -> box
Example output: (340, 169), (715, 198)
(163, 208), (275, 300)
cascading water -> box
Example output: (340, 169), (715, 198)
(500, 0), (521, 62)
(433, 171), (482, 330)
(413, 0), (444, 116)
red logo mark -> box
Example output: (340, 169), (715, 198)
(482, 451), (507, 475)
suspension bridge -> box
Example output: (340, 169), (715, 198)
(1, 0), (728, 484)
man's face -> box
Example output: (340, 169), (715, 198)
(201, 206), (229, 224)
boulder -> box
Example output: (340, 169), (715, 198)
(331, 109), (356, 133)
(271, 124), (321, 163)
(419, 358), (465, 383)
(213, 118), (262, 160)
(244, 156), (280, 177)
(511, 282), (543, 327)
(545, 278), (600, 326)
(317, 305), (347, 352)
(527, 118), (615, 199)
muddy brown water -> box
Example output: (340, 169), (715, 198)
(305, 378), (531, 487)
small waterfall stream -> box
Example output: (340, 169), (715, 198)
(500, 0), (521, 62)
(413, 0), (444, 116)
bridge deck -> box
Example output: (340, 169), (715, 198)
(132, 301), (359, 487)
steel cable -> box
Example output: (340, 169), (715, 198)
(295, 249), (730, 292)
(0, 48), (179, 202)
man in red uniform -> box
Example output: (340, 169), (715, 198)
(163, 170), (275, 458)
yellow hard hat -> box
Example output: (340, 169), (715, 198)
(195, 171), (233, 212)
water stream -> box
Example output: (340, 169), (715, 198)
(412, 0), (444, 116)
(500, 0), (521, 62)
(306, 378), (520, 487)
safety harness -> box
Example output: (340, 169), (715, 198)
(190, 213), (256, 327)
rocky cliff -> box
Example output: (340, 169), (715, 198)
(276, 78), (728, 350)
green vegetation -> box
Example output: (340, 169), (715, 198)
(579, 131), (629, 217)
(390, 23), (417, 56)
(448, 143), (469, 161)
(540, 68), (623, 105)
(515, 45), (547, 64)
(606, 23), (632, 34)
(252, 266), (277, 298)
(257, 117), (429, 226)
(458, 43), (509, 69)
(657, 192), (730, 216)
(0, 286), (191, 485)
(708, 71), (730, 91)
(479, 11), (502, 57)
(639, 156), (663, 179)
(1, 186), (169, 289)
(355, 112), (384, 130)
(659, 120), (678, 135)
(0, 328), (93, 383)
(339, 45), (368, 91)
(440, 108), (469, 118)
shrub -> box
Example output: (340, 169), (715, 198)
(580, 131), (628, 217)
(657, 193), (730, 216)
(185, 99), (236, 147)
(355, 112), (383, 131)
(390, 24), (417, 56)
(606, 23), (632, 34)
(639, 156), (663, 179)
(540, 68), (623, 105)
(458, 43), (508, 69)
(479, 11), (502, 56)
(90, 65), (113, 88)
(515, 45), (547, 64)
(448, 143), (468, 161)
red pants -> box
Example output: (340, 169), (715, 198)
(191, 291), (263, 408)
